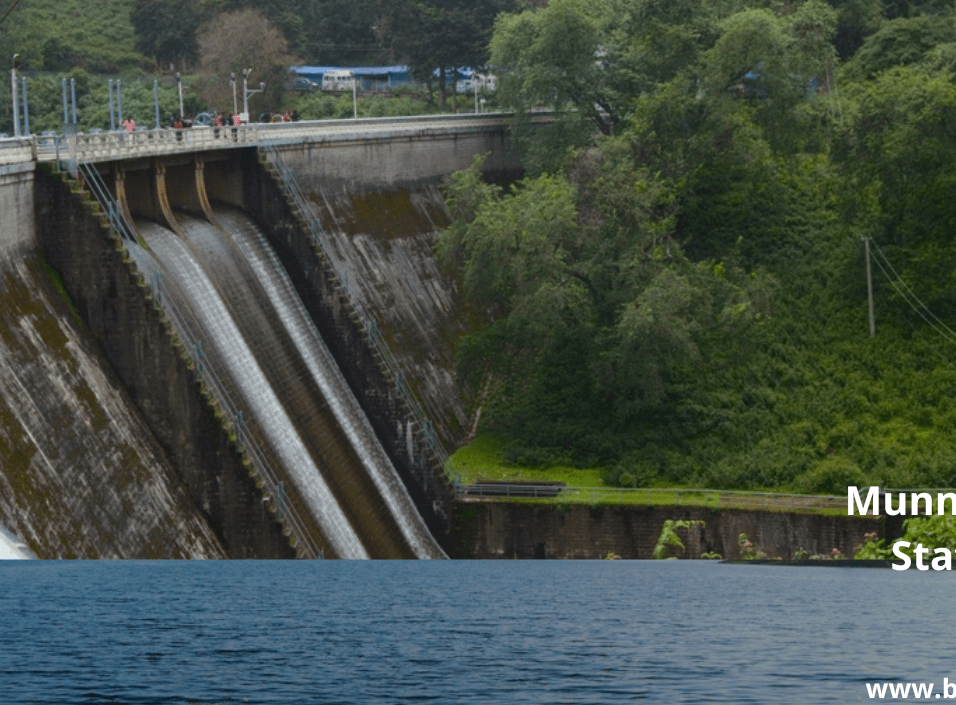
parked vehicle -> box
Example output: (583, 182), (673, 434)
(290, 77), (319, 92)
(322, 70), (355, 91)
(192, 111), (217, 126)
(456, 73), (497, 94)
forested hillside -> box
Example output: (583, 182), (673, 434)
(0, 0), (513, 131)
(439, 0), (956, 493)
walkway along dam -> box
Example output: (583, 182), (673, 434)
(0, 115), (524, 558)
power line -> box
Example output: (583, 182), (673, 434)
(869, 238), (956, 341)
(867, 238), (956, 348)
(0, 0), (24, 27)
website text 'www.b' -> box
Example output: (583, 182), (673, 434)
(866, 679), (956, 698)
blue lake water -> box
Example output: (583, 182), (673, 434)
(0, 560), (950, 704)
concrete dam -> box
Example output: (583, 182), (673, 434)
(0, 115), (524, 558)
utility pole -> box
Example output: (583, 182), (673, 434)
(11, 54), (20, 137)
(865, 237), (875, 337)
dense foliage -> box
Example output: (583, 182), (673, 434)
(439, 0), (956, 492)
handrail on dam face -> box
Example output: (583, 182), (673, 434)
(70, 158), (323, 558)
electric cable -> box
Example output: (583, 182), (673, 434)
(868, 238), (956, 347)
(0, 0), (24, 27)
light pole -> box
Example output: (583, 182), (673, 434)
(108, 79), (115, 130)
(11, 54), (20, 137)
(241, 68), (264, 123)
(20, 76), (29, 135)
(153, 79), (160, 129)
(176, 72), (184, 119)
(230, 72), (237, 116)
(241, 68), (249, 120)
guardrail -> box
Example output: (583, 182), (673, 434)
(4, 112), (551, 166)
(13, 113), (522, 164)
(454, 484), (861, 514)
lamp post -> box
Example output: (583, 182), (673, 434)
(241, 68), (265, 123)
(108, 79), (115, 130)
(20, 76), (29, 135)
(230, 72), (237, 116)
(176, 72), (184, 119)
(153, 79), (160, 129)
(11, 54), (20, 137)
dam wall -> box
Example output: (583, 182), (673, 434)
(0, 156), (234, 559)
(260, 123), (523, 454)
(240, 150), (457, 547)
(31, 164), (296, 558)
(452, 502), (883, 560)
(0, 250), (227, 558)
(269, 119), (522, 193)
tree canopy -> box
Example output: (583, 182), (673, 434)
(440, 0), (956, 492)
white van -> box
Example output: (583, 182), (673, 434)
(322, 70), (356, 91)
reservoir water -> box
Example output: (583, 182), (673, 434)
(0, 560), (948, 704)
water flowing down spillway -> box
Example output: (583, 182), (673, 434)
(128, 205), (446, 559)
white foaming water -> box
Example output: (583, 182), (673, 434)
(129, 223), (368, 559)
(211, 207), (446, 559)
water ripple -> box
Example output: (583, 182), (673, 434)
(0, 561), (952, 704)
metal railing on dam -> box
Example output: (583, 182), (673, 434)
(455, 483), (859, 514)
(0, 113), (526, 165)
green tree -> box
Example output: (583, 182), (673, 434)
(382, 0), (512, 108)
(196, 8), (299, 117)
(130, 0), (210, 71)
(439, 146), (768, 460)
(842, 14), (956, 81)
(491, 0), (619, 134)
(835, 64), (956, 314)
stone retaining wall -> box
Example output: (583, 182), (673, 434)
(452, 502), (885, 560)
